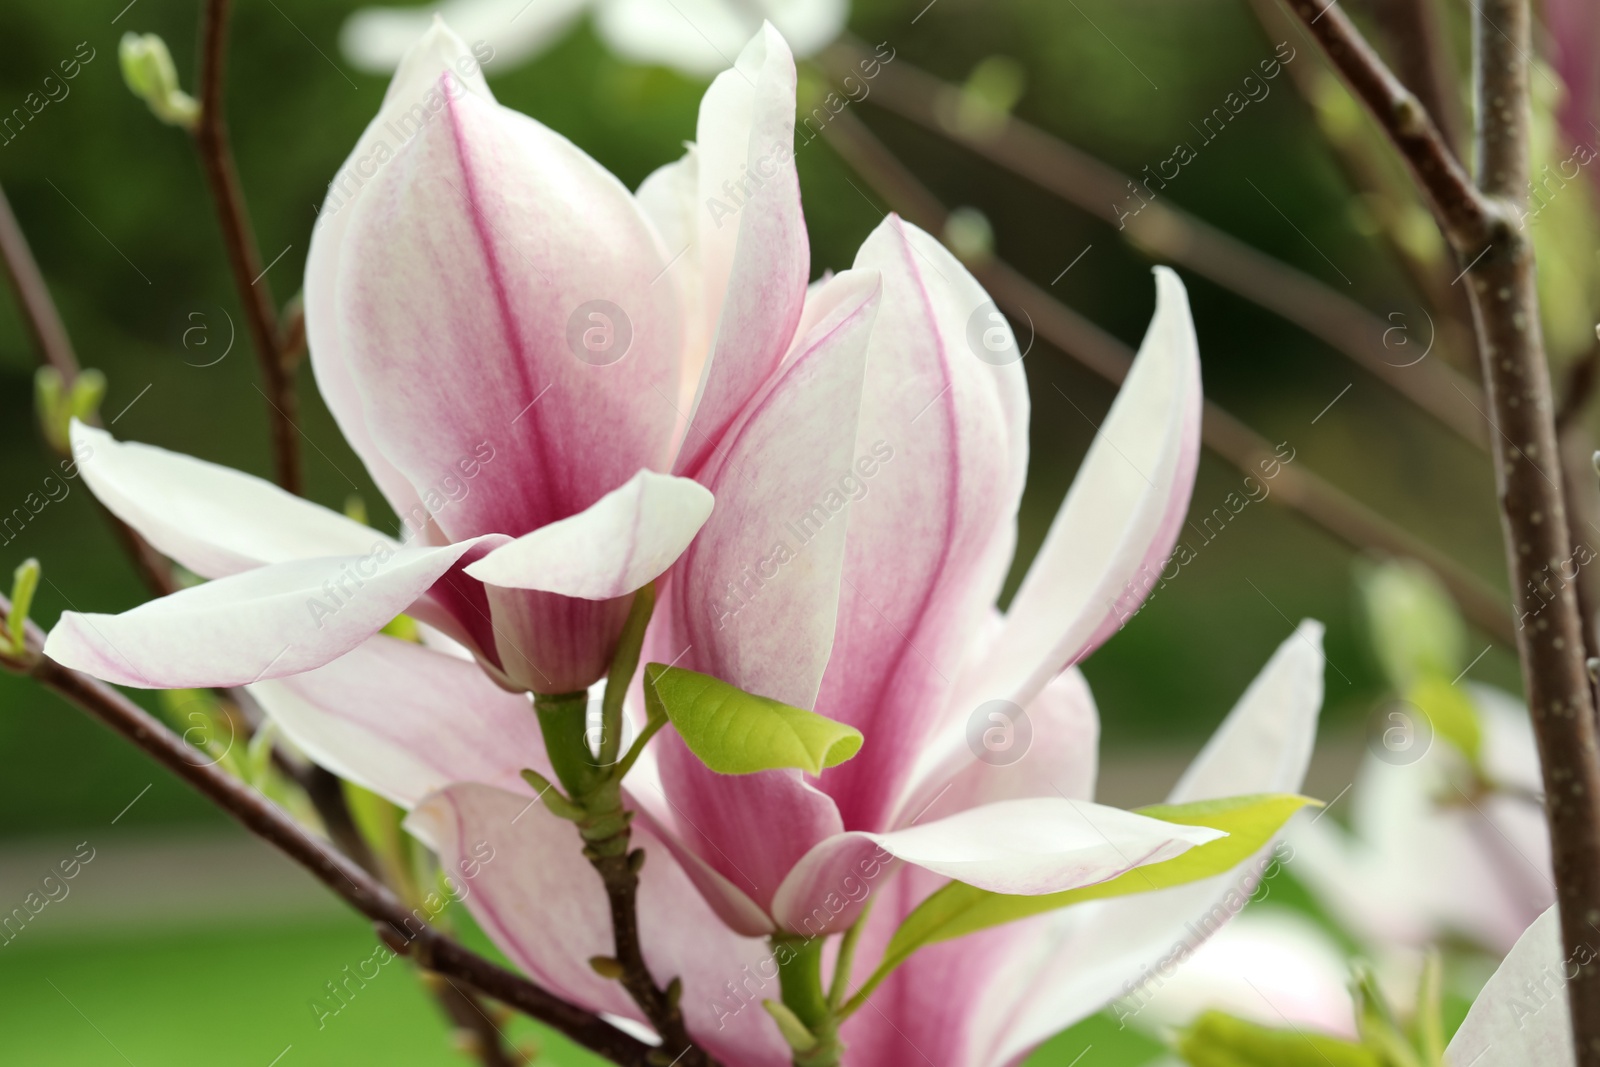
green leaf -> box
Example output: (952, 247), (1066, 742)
(1407, 673), (1482, 765)
(879, 794), (1316, 979)
(1178, 1010), (1380, 1067)
(1357, 559), (1466, 690)
(642, 664), (862, 776)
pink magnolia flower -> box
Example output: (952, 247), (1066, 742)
(38, 18), (1330, 1065)
(43, 19), (851, 698)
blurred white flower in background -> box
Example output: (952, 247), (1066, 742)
(341, 0), (849, 76)
(1292, 683), (1552, 958)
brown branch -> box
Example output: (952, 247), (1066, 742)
(424, 974), (528, 1067)
(1285, 0), (1600, 1059)
(1363, 0), (1467, 158)
(0, 619), (652, 1067)
(194, 0), (301, 494)
(822, 41), (1492, 451)
(1251, 0), (1481, 383)
(0, 181), (76, 379)
(816, 104), (1515, 646)
(0, 178), (176, 597)
(1278, 0), (1493, 251)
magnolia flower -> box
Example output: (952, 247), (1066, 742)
(341, 0), (848, 79)
(43, 21), (849, 699)
(1291, 684), (1552, 957)
(1113, 908), (1357, 1039)
(1444, 904), (1581, 1067)
(41, 17), (1329, 1065)
(629, 250), (1230, 936)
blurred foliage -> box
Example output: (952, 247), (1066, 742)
(0, 0), (1542, 842)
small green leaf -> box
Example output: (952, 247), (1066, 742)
(1357, 560), (1466, 690)
(1407, 674), (1482, 765)
(879, 794), (1316, 978)
(1178, 1010), (1380, 1067)
(643, 665), (862, 776)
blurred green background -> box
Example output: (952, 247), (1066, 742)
(0, 0), (1547, 1062)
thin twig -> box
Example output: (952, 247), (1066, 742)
(0, 178), (176, 597)
(1278, 1), (1493, 249)
(816, 104), (1515, 645)
(0, 180), (76, 379)
(822, 41), (1492, 450)
(1283, 0), (1600, 1059)
(0, 613), (652, 1067)
(1363, 0), (1466, 158)
(194, 0), (301, 494)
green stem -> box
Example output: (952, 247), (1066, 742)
(600, 585), (655, 768)
(827, 899), (875, 1011)
(772, 935), (841, 1067)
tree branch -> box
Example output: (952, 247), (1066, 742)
(0, 616), (651, 1067)
(822, 40), (1492, 451)
(1284, 1), (1600, 1060)
(0, 179), (177, 598)
(194, 0), (301, 494)
(1363, 0), (1467, 158)
(1279, 0), (1493, 250)
(815, 104), (1515, 645)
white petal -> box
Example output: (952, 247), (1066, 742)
(463, 470), (713, 598)
(43, 539), (496, 688)
(1445, 906), (1573, 1066)
(980, 622), (1326, 1067)
(341, 2), (585, 75)
(977, 267), (1201, 709)
(770, 797), (1224, 932)
(1170, 620), (1325, 801)
(68, 421), (388, 580)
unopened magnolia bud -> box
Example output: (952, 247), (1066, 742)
(119, 33), (200, 129)
(6, 557), (41, 658)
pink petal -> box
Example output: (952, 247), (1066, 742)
(672, 24), (809, 478)
(249, 634), (542, 809)
(68, 421), (388, 579)
(667, 267), (880, 710)
(406, 783), (791, 1066)
(811, 215), (1030, 832)
(42, 537), (498, 688)
(319, 34), (683, 544)
(306, 20), (492, 521)
(902, 663), (1101, 829)
(464, 469), (713, 598)
(973, 267), (1201, 713)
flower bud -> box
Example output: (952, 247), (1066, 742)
(119, 33), (200, 130)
